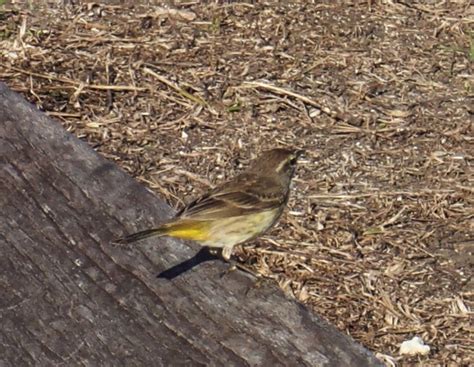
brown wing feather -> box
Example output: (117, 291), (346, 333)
(177, 173), (287, 220)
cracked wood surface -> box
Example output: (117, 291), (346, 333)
(0, 83), (382, 366)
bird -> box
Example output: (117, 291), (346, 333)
(113, 148), (303, 261)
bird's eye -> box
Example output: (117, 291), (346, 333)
(289, 156), (298, 165)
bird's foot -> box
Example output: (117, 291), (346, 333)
(209, 247), (262, 279)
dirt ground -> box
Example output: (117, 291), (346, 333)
(1, 1), (472, 365)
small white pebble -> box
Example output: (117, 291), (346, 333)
(399, 336), (430, 356)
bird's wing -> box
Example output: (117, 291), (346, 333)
(177, 174), (286, 220)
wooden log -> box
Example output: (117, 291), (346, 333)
(0, 83), (382, 366)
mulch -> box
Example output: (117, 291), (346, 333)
(1, 1), (472, 365)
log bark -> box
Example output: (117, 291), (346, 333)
(0, 83), (382, 366)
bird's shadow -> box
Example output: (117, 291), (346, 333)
(157, 247), (221, 280)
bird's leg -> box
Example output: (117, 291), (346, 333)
(209, 247), (261, 279)
(221, 247), (233, 262)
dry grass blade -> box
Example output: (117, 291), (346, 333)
(5, 65), (147, 92)
(143, 67), (211, 109)
(239, 81), (342, 120)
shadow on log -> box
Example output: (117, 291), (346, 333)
(0, 83), (382, 366)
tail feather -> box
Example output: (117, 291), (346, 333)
(113, 227), (166, 245)
(113, 219), (210, 245)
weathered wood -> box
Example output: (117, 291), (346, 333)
(0, 83), (382, 366)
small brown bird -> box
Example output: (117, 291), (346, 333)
(114, 148), (303, 261)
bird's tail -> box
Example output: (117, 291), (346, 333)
(113, 227), (167, 245)
(113, 219), (210, 245)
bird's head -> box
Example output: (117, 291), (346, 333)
(249, 148), (304, 184)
